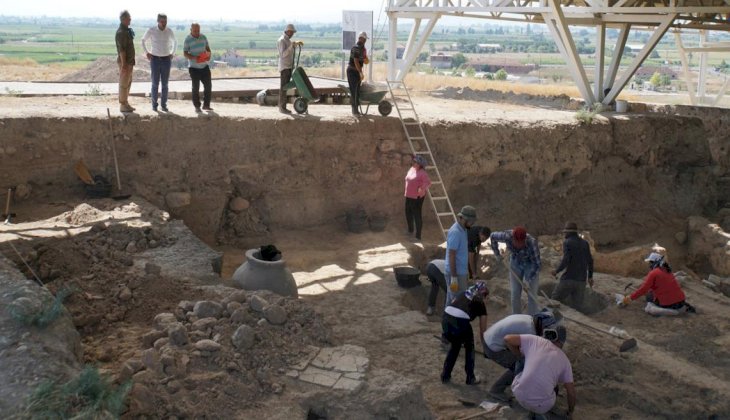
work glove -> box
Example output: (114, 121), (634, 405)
(364, 57), (370, 65)
(295, 41), (304, 46)
(621, 295), (632, 306)
(450, 276), (459, 293)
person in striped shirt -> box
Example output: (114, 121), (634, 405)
(183, 23), (213, 112)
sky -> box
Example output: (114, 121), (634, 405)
(1, 0), (390, 23)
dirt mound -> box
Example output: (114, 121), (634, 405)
(58, 56), (189, 83)
(431, 86), (582, 109)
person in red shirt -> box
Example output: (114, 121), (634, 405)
(622, 253), (695, 313)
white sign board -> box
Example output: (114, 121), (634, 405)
(342, 10), (373, 81)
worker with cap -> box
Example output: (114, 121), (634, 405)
(550, 222), (594, 311)
(504, 325), (576, 419)
(468, 225), (491, 280)
(445, 205), (478, 305)
(404, 154), (431, 241)
(425, 259), (447, 316)
(346, 31), (369, 116)
(277, 23), (302, 114)
(482, 309), (562, 401)
(621, 252), (696, 314)
(441, 281), (489, 385)
(490, 227), (542, 315)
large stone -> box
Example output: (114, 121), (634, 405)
(310, 345), (369, 373)
(167, 323), (189, 347)
(145, 263), (162, 276)
(230, 308), (253, 325)
(231, 325), (255, 350)
(229, 197), (250, 213)
(688, 216), (730, 276)
(14, 183), (32, 201)
(224, 290), (248, 304)
(298, 366), (342, 387)
(118, 287), (132, 301)
(165, 192), (191, 209)
(141, 348), (161, 372)
(193, 301), (223, 319)
(249, 295), (268, 313)
(333, 376), (364, 392)
(226, 301), (243, 314)
(263, 304), (287, 325)
(154, 313), (178, 331)
(141, 329), (166, 348)
(192, 317), (218, 331)
(194, 339), (222, 352)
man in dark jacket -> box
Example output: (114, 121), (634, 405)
(346, 31), (368, 116)
(550, 222), (594, 311)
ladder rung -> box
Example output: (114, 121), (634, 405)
(425, 166), (437, 170)
(437, 212), (454, 217)
(414, 151), (430, 155)
(404, 122), (420, 125)
(431, 197), (448, 201)
(409, 137), (425, 140)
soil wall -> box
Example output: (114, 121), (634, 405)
(0, 112), (719, 246)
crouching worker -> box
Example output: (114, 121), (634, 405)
(425, 259), (447, 316)
(504, 327), (576, 419)
(621, 252), (696, 315)
(482, 309), (562, 401)
(441, 281), (488, 385)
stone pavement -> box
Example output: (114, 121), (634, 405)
(287, 344), (368, 392)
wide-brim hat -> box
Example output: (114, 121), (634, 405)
(457, 205), (477, 223)
(562, 222), (579, 233)
(285, 24), (297, 33)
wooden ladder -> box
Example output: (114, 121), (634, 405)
(386, 80), (457, 240)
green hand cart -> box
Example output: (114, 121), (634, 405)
(338, 84), (393, 116)
(283, 44), (318, 114)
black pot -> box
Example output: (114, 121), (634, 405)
(394, 266), (421, 288)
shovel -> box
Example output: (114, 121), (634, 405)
(106, 108), (131, 200)
(501, 255), (637, 352)
(2, 187), (17, 224)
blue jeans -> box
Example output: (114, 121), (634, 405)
(150, 56), (171, 107)
(510, 259), (539, 315)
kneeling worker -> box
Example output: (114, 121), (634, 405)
(504, 327), (576, 419)
(622, 252), (696, 314)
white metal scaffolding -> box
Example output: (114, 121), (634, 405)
(386, 0), (730, 105)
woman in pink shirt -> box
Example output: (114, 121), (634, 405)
(404, 155), (431, 240)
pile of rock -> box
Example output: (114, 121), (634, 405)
(702, 274), (730, 297)
(122, 289), (330, 417)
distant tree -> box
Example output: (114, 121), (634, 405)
(495, 68), (508, 80)
(649, 50), (660, 59)
(258, 24), (269, 31)
(249, 40), (256, 49)
(465, 66), (476, 77)
(660, 73), (672, 86)
(451, 53), (467, 68)
(649, 71), (662, 87)
(417, 51), (429, 62)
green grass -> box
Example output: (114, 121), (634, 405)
(26, 366), (132, 419)
(10, 287), (72, 328)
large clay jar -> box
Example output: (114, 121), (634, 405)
(232, 249), (298, 297)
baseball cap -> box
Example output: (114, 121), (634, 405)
(513, 226), (527, 246)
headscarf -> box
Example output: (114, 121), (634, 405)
(464, 281), (488, 301)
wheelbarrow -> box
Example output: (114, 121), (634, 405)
(338, 83), (393, 116)
(283, 44), (318, 114)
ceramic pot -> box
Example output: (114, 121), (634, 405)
(232, 249), (298, 297)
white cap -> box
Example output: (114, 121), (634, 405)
(285, 24), (297, 33)
(644, 252), (664, 263)
(358, 31), (368, 40)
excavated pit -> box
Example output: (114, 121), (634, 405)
(2, 97), (730, 419)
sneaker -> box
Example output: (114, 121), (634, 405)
(195, 107), (202, 113)
(120, 104), (134, 113)
(426, 306), (435, 316)
(279, 108), (291, 114)
(152, 105), (158, 111)
(202, 105), (213, 111)
(466, 376), (481, 385)
(440, 373), (450, 384)
(161, 106), (169, 112)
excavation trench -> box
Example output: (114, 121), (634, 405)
(2, 101), (730, 419)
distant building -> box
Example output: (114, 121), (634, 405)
(220, 49), (246, 67)
(476, 43), (502, 53)
(430, 53), (453, 69)
(635, 66), (678, 80)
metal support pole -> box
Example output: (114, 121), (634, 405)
(604, 23), (629, 92)
(698, 30), (707, 104)
(674, 31), (697, 105)
(388, 13), (398, 81)
(595, 23), (605, 101)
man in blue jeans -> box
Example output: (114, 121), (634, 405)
(490, 226), (541, 315)
(445, 206), (478, 305)
(141, 13), (177, 111)
(183, 23), (213, 112)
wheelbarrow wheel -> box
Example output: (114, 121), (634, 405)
(294, 98), (308, 114)
(378, 100), (392, 116)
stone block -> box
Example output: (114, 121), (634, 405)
(298, 366), (342, 388)
(193, 301), (223, 319)
(332, 377), (364, 392)
(310, 345), (369, 373)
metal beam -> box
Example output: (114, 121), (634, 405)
(596, 23), (606, 101)
(604, 23), (630, 91)
(674, 31), (698, 105)
(603, 14), (676, 104)
(712, 75), (730, 106)
(698, 30), (708, 102)
(388, 14), (398, 81)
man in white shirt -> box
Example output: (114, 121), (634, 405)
(277, 24), (301, 114)
(141, 13), (177, 112)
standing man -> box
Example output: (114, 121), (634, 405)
(445, 206), (478, 305)
(183, 23), (213, 113)
(115, 10), (135, 113)
(277, 24), (301, 114)
(550, 222), (594, 311)
(468, 225), (491, 280)
(504, 328), (576, 419)
(491, 226), (541, 315)
(347, 32), (369, 117)
(141, 13), (177, 112)
(482, 310), (562, 401)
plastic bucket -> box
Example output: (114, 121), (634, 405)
(615, 100), (628, 113)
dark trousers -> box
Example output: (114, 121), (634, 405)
(150, 55), (171, 107)
(405, 196), (425, 239)
(346, 67), (361, 114)
(441, 314), (476, 382)
(484, 345), (520, 393)
(189, 66), (212, 109)
(427, 263), (447, 307)
(279, 68), (292, 110)
(551, 279), (586, 310)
